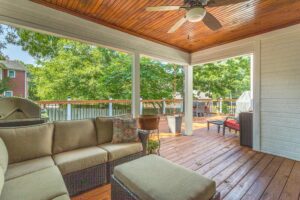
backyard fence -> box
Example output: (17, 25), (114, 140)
(37, 98), (236, 122)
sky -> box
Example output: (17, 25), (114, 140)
(3, 43), (36, 65)
(0, 25), (36, 65)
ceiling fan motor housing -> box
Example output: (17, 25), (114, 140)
(186, 7), (207, 22)
(184, 0), (208, 7)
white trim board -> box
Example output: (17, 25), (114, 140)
(0, 0), (189, 65)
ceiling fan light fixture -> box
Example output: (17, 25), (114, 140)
(186, 7), (206, 22)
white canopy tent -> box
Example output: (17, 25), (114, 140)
(235, 91), (253, 118)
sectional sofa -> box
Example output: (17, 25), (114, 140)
(0, 117), (147, 200)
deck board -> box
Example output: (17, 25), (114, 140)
(72, 123), (300, 200)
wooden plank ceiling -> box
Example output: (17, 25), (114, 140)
(32, 0), (300, 52)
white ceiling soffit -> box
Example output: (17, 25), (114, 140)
(0, 0), (190, 65)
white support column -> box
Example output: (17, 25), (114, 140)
(184, 65), (193, 136)
(252, 41), (261, 151)
(131, 52), (140, 118)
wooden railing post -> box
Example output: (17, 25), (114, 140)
(219, 98), (223, 114)
(67, 97), (72, 120)
(109, 97), (113, 117)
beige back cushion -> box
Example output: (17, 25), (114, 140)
(53, 119), (97, 154)
(95, 117), (114, 144)
(0, 138), (8, 172)
(0, 124), (53, 164)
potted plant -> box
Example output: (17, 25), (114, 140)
(167, 64), (183, 134)
(147, 139), (160, 154)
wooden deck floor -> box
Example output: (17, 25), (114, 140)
(72, 120), (300, 200)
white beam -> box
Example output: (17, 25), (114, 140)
(184, 65), (193, 136)
(132, 52), (140, 118)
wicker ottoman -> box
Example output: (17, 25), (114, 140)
(111, 155), (220, 200)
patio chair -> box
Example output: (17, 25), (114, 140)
(193, 101), (206, 117)
(223, 116), (240, 135)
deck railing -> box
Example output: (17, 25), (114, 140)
(37, 98), (236, 122)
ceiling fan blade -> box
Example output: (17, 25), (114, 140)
(207, 0), (250, 7)
(146, 6), (181, 11)
(168, 17), (187, 33)
(202, 12), (222, 31)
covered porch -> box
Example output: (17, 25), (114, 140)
(1, 0), (300, 200)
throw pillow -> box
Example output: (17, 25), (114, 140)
(112, 118), (139, 144)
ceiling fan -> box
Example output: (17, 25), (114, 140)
(146, 0), (249, 33)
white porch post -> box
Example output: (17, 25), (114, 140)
(132, 52), (140, 118)
(184, 65), (193, 136)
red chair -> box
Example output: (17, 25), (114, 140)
(223, 117), (240, 135)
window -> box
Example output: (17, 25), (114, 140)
(7, 70), (16, 78)
(3, 91), (13, 97)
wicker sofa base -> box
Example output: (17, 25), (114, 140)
(107, 151), (144, 182)
(111, 175), (220, 200)
(63, 163), (107, 196)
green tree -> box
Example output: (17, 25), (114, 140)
(7, 26), (248, 101)
(8, 27), (184, 100)
(193, 56), (250, 99)
(0, 77), (10, 94)
(0, 25), (10, 60)
(141, 58), (183, 100)
(6, 27), (60, 62)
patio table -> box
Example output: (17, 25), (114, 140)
(207, 120), (224, 133)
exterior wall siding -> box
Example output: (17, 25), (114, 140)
(2, 69), (26, 97)
(260, 31), (300, 160)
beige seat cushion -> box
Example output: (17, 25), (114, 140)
(0, 123), (53, 164)
(99, 143), (143, 161)
(53, 147), (108, 175)
(53, 119), (97, 154)
(95, 117), (114, 144)
(52, 194), (70, 200)
(114, 155), (216, 200)
(1, 166), (68, 200)
(5, 156), (55, 180)
(0, 138), (8, 172)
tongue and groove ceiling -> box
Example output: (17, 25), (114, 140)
(31, 0), (300, 53)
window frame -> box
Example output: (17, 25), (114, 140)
(3, 91), (13, 97)
(7, 69), (16, 78)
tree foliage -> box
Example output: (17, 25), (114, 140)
(6, 26), (249, 101)
(0, 78), (10, 94)
(21, 37), (183, 100)
(6, 27), (60, 62)
(193, 56), (250, 99)
(0, 25), (8, 60)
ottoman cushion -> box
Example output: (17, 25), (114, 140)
(114, 155), (216, 200)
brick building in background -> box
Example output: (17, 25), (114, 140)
(0, 60), (28, 98)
